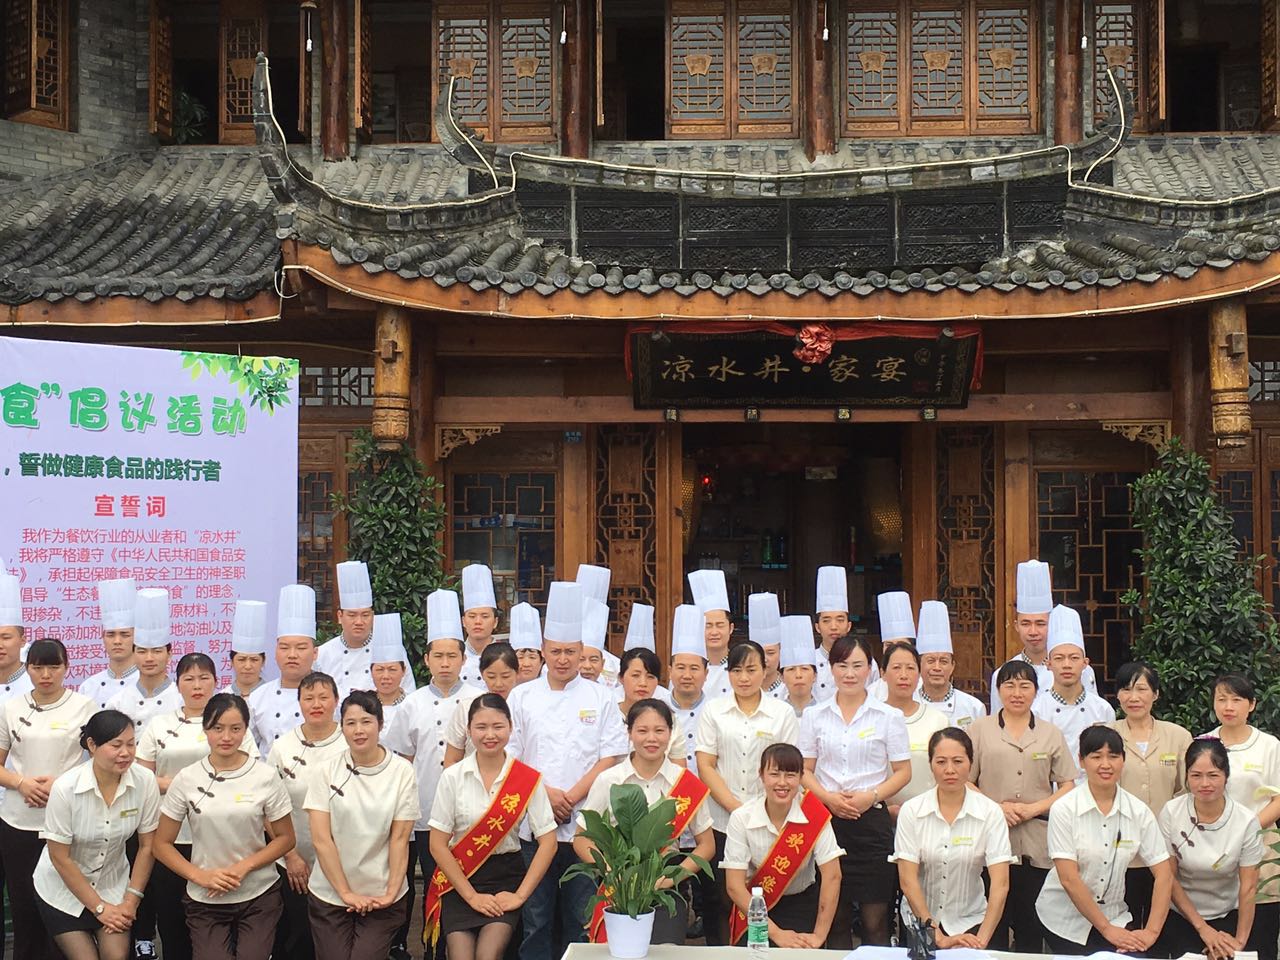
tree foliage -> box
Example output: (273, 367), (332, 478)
(1122, 438), (1280, 733)
(332, 431), (449, 682)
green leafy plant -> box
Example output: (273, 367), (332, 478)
(561, 783), (712, 920)
(173, 89), (209, 145)
(331, 430), (450, 683)
(1121, 437), (1280, 733)
(180, 351), (300, 413)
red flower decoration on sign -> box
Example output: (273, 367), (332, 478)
(793, 323), (835, 364)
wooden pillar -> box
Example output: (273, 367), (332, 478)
(1171, 314), (1209, 454)
(902, 424), (937, 605)
(373, 305), (412, 449)
(654, 424), (684, 665)
(803, 0), (836, 160)
(1208, 299), (1251, 448)
(1001, 424), (1032, 663)
(562, 0), (592, 158)
(562, 429), (595, 586)
(413, 320), (442, 486)
(1054, 0), (1083, 143)
(319, 0), (349, 160)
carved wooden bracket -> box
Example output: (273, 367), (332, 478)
(437, 425), (504, 459)
(1101, 420), (1172, 450)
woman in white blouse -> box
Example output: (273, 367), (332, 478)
(1206, 672), (1280, 960)
(881, 644), (948, 813)
(0, 638), (97, 960)
(135, 652), (225, 960)
(616, 650), (685, 767)
(306, 690), (419, 960)
(153, 692), (296, 960)
(574, 699), (715, 943)
(443, 644), (521, 766)
(1035, 725), (1172, 955)
(34, 710), (160, 960)
(798, 635), (910, 948)
(429, 694), (558, 960)
(1158, 738), (1263, 959)
(893, 727), (1012, 948)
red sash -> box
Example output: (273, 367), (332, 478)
(587, 767), (711, 943)
(727, 791), (832, 945)
(422, 759), (542, 948)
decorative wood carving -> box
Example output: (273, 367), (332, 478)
(1209, 300), (1251, 448)
(437, 425), (504, 459)
(373, 306), (412, 449)
(219, 0), (268, 144)
(594, 426), (658, 650)
(1146, 0), (1166, 126)
(1101, 420), (1172, 449)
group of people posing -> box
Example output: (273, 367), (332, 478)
(0, 556), (1275, 960)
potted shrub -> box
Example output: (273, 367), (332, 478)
(562, 783), (711, 959)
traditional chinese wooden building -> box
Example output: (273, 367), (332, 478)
(4, 0), (1280, 692)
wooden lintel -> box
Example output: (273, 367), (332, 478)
(433, 391), (1172, 424)
(287, 247), (1280, 323)
(5, 290), (281, 327)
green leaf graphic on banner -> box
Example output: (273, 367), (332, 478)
(179, 351), (300, 415)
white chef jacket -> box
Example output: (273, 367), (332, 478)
(385, 681), (483, 832)
(917, 685), (986, 729)
(315, 633), (417, 700)
(1032, 688), (1115, 771)
(991, 656), (1098, 712)
(660, 691), (709, 777)
(105, 679), (183, 734)
(247, 680), (306, 756)
(79, 665), (139, 711)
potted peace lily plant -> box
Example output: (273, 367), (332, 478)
(562, 783), (712, 959)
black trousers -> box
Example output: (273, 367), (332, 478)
(1159, 908), (1240, 958)
(0, 820), (53, 960)
(702, 830), (729, 946)
(1044, 925), (1149, 957)
(1125, 865), (1155, 930)
(1255, 901), (1280, 960)
(150, 842), (194, 960)
(272, 865), (315, 960)
(997, 861), (1048, 953)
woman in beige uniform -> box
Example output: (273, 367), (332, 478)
(153, 693), (296, 960)
(967, 658), (1077, 952)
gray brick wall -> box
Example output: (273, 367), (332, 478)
(0, 0), (153, 181)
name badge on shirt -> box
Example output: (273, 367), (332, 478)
(1160, 753), (1177, 766)
(858, 728), (875, 740)
(951, 835), (974, 846)
(1245, 762), (1265, 774)
(579, 709), (597, 726)
(119, 808), (138, 819)
(910, 742), (927, 752)
(1031, 751), (1049, 760)
(755, 729), (773, 739)
(957, 717), (973, 727)
(1116, 839), (1136, 849)
(49, 721), (68, 731)
(233, 793), (255, 804)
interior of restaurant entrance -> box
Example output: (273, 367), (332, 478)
(681, 423), (905, 646)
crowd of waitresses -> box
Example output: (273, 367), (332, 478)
(0, 558), (1273, 960)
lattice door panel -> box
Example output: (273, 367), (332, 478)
(436, 2), (493, 138)
(974, 3), (1032, 128)
(151, 0), (174, 138)
(936, 427), (998, 693)
(298, 431), (363, 619)
(594, 426), (659, 652)
(1036, 469), (1142, 688)
(497, 4), (555, 138)
(735, 0), (797, 135)
(1264, 0), (1280, 128)
(845, 5), (903, 133)
(669, 0), (731, 135)
(451, 471), (558, 614)
(1145, 0), (1166, 125)
(219, 0), (267, 144)
(910, 5), (965, 125)
(1092, 1), (1143, 128)
(4, 0), (68, 128)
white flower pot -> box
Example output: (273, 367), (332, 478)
(603, 909), (656, 960)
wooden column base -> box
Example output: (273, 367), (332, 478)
(373, 305), (412, 449)
(1208, 299), (1251, 448)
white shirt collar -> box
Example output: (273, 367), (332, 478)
(72, 760), (141, 798)
(743, 794), (810, 830)
(913, 786), (985, 821)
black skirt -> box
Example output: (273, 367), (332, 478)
(36, 896), (100, 936)
(769, 882), (820, 942)
(831, 803), (896, 902)
(441, 852), (525, 934)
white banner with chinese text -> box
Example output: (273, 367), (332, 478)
(0, 338), (299, 685)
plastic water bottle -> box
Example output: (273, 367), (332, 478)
(747, 886), (769, 955)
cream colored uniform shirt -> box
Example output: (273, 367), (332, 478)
(267, 725), (346, 864)
(304, 748), (420, 906)
(0, 689), (96, 831)
(1159, 793), (1264, 921)
(720, 794), (845, 895)
(160, 754), (292, 905)
(1110, 718), (1192, 813)
(888, 702), (950, 807)
(428, 753), (557, 855)
(578, 757), (714, 838)
(137, 709), (260, 845)
(695, 694), (800, 832)
(34, 761), (161, 917)
(1208, 724), (1280, 904)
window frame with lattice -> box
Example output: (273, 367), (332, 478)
(3, 0), (71, 131)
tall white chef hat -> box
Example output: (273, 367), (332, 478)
(508, 602), (543, 652)
(748, 592), (782, 647)
(277, 584), (317, 640)
(462, 563), (498, 613)
(543, 582), (582, 644)
(877, 591), (916, 641)
(624, 603), (655, 653)
(915, 601), (953, 655)
(0, 573), (20, 628)
(670, 604), (706, 659)
(688, 569), (730, 615)
(231, 600), (269, 655)
(581, 599), (610, 652)
(133, 588), (171, 649)
(336, 561), (373, 611)
(1047, 604), (1085, 655)
(98, 577), (137, 630)
(427, 589), (464, 643)
(780, 615), (817, 669)
(371, 612), (410, 667)
(576, 564), (612, 606)
(1016, 560), (1053, 615)
(815, 566), (849, 614)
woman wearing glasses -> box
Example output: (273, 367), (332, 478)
(1158, 738), (1262, 960)
(1035, 726), (1172, 955)
(0, 638), (96, 959)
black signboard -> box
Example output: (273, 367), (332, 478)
(631, 330), (980, 409)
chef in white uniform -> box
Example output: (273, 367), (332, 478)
(458, 564), (499, 688)
(1032, 605), (1115, 770)
(80, 577), (139, 709)
(689, 570), (734, 700)
(224, 600), (269, 697)
(248, 584), (319, 754)
(813, 567), (868, 700)
(576, 565), (620, 686)
(868, 590), (913, 702)
(913, 601), (985, 728)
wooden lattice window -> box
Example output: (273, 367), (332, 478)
(3, 0), (69, 130)
(150, 0), (174, 139)
(1092, 1), (1142, 127)
(354, 0), (372, 141)
(432, 0), (555, 143)
(667, 0), (798, 138)
(1266, 0), (1280, 128)
(844, 0), (1038, 136)
(219, 0), (267, 145)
